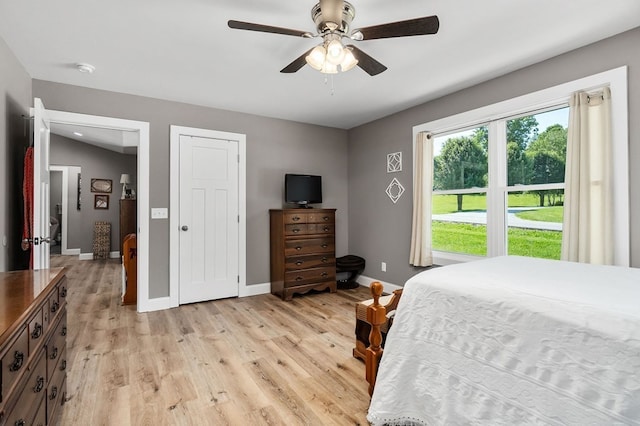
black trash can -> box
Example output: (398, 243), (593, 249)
(336, 255), (366, 289)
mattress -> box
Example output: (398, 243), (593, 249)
(367, 256), (640, 425)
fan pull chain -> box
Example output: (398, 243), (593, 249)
(323, 75), (336, 96)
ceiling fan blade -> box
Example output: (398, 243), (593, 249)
(356, 15), (439, 40)
(228, 20), (311, 38)
(347, 45), (387, 76)
(280, 48), (314, 73)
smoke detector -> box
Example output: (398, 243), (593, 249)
(76, 63), (95, 74)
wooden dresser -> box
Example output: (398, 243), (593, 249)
(0, 268), (68, 426)
(119, 199), (137, 261)
(269, 208), (337, 300)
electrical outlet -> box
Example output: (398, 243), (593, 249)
(381, 262), (387, 272)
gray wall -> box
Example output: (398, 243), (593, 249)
(50, 170), (62, 242)
(33, 81), (350, 298)
(348, 27), (640, 286)
(0, 36), (32, 271)
(50, 134), (137, 253)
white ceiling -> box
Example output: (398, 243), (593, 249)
(49, 123), (137, 155)
(1, 0), (639, 130)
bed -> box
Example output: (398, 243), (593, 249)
(366, 256), (640, 425)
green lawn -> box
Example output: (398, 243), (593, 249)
(432, 221), (561, 260)
(514, 206), (563, 223)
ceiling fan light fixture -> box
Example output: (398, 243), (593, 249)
(305, 45), (327, 70)
(321, 61), (338, 74)
(325, 39), (346, 65)
(340, 47), (358, 71)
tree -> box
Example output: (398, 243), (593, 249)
(434, 136), (487, 211)
(525, 124), (567, 206)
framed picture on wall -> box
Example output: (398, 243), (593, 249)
(94, 194), (109, 209)
(91, 178), (112, 193)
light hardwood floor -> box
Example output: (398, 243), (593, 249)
(50, 255), (373, 425)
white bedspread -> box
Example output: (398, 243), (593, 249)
(368, 256), (640, 425)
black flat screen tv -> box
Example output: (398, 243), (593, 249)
(285, 174), (322, 207)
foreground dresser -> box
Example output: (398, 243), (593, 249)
(0, 268), (68, 426)
(270, 208), (337, 300)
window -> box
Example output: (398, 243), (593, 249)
(415, 67), (629, 265)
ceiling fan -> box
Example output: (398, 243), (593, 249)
(228, 0), (439, 76)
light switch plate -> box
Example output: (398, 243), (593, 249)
(151, 208), (168, 219)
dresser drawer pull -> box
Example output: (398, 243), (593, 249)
(49, 386), (58, 400)
(321, 244), (328, 248)
(292, 228), (300, 233)
(295, 261), (303, 266)
(31, 323), (43, 339)
(51, 301), (59, 313)
(292, 216), (301, 222)
(50, 346), (58, 360)
(295, 276), (303, 281)
(60, 286), (67, 298)
(295, 246), (302, 251)
(33, 376), (44, 393)
(9, 351), (24, 372)
(61, 359), (67, 371)
(322, 257), (328, 263)
(323, 216), (329, 221)
(14, 420), (25, 426)
(61, 326), (67, 337)
(323, 226), (330, 232)
(321, 272), (328, 278)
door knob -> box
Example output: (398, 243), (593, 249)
(181, 225), (189, 231)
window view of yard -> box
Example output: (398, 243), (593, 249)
(431, 107), (568, 259)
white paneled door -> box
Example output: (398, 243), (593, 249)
(179, 135), (239, 304)
(33, 98), (51, 270)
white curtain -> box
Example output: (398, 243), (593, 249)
(409, 132), (434, 266)
(561, 87), (614, 265)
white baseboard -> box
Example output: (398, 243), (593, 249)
(79, 251), (120, 260)
(358, 275), (403, 294)
(240, 282), (270, 297)
(62, 248), (80, 255)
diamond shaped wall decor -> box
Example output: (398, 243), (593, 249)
(387, 152), (402, 173)
(385, 178), (405, 204)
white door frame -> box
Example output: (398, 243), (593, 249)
(46, 109), (152, 313)
(169, 126), (248, 308)
(49, 165), (81, 255)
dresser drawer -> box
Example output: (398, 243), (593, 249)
(307, 212), (334, 224)
(285, 254), (335, 271)
(307, 223), (334, 234)
(1, 327), (29, 402)
(58, 277), (68, 307)
(4, 348), (46, 426)
(47, 314), (67, 381)
(33, 397), (46, 426)
(28, 307), (45, 354)
(284, 238), (334, 256)
(285, 267), (336, 287)
(47, 347), (66, 423)
(283, 212), (307, 224)
(284, 224), (309, 236)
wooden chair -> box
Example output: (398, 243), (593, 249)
(356, 282), (402, 396)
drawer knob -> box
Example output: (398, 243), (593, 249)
(292, 216), (300, 221)
(322, 257), (328, 263)
(33, 376), (44, 393)
(295, 276), (303, 281)
(61, 359), (67, 371)
(51, 301), (59, 313)
(323, 216), (329, 221)
(295, 261), (303, 266)
(50, 346), (58, 360)
(31, 323), (43, 339)
(321, 244), (328, 248)
(295, 246), (302, 251)
(61, 326), (67, 337)
(321, 272), (328, 278)
(323, 227), (330, 232)
(9, 351), (24, 372)
(14, 420), (25, 426)
(292, 228), (300, 233)
(49, 386), (58, 400)
(60, 287), (67, 298)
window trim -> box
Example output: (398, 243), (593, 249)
(414, 66), (629, 266)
